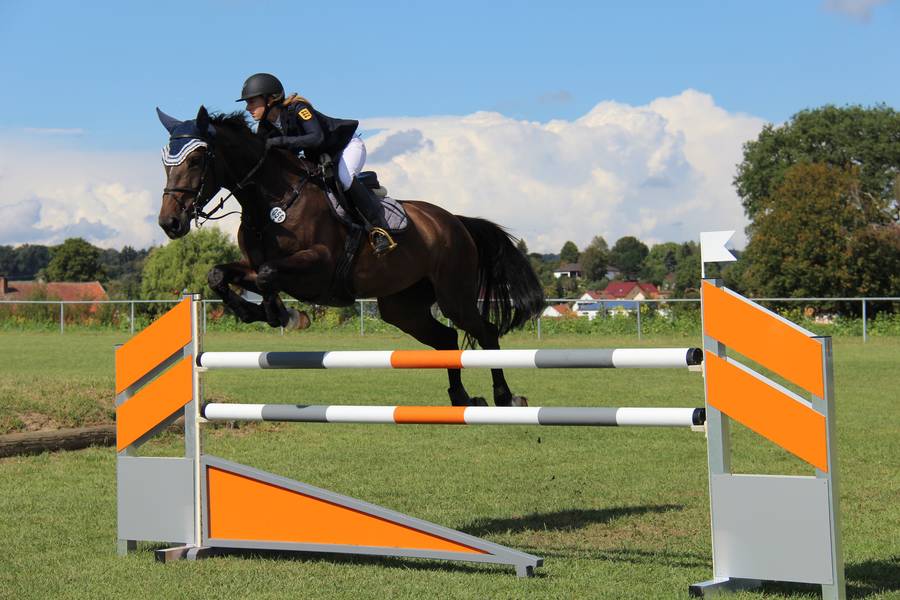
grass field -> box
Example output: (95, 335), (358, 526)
(1, 328), (898, 599)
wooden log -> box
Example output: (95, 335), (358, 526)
(0, 425), (116, 458)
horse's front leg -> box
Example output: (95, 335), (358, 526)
(256, 245), (330, 325)
(207, 261), (271, 324)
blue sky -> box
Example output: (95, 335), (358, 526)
(2, 0), (897, 148)
(0, 0), (897, 250)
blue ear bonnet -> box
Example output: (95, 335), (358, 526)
(157, 108), (217, 166)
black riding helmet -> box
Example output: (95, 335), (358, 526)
(236, 73), (284, 102)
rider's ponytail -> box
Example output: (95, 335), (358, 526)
(282, 93), (310, 107)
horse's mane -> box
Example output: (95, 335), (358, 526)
(209, 111), (254, 133)
(209, 110), (316, 174)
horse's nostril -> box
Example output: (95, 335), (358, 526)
(159, 216), (178, 231)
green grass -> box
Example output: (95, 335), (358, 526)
(0, 329), (898, 599)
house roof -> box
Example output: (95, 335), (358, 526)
(580, 290), (603, 300)
(601, 280), (660, 299)
(0, 280), (108, 302)
(553, 263), (582, 273)
(546, 303), (575, 315)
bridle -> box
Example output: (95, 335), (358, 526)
(163, 133), (272, 226)
(162, 133), (220, 224)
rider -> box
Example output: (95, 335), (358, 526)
(237, 72), (396, 256)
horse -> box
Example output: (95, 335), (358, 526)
(157, 105), (544, 407)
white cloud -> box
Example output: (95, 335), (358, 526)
(363, 89), (765, 251)
(822, 0), (888, 22)
(0, 90), (765, 253)
(0, 139), (173, 249)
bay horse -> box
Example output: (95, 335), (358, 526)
(157, 106), (544, 406)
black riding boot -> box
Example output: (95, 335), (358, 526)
(345, 178), (397, 256)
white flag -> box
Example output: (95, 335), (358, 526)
(700, 231), (737, 265)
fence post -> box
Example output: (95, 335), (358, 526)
(636, 300), (642, 340)
(59, 302), (64, 334)
(360, 300), (364, 336)
(202, 301), (207, 334)
(130, 301), (135, 335)
(537, 315), (542, 340)
(862, 299), (867, 343)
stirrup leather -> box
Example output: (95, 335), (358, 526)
(369, 227), (398, 254)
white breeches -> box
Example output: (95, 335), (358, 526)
(337, 136), (366, 190)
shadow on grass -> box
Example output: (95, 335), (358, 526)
(541, 546), (709, 570)
(461, 504), (684, 537)
(846, 555), (900, 599)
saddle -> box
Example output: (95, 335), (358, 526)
(325, 171), (409, 234)
(318, 160), (409, 304)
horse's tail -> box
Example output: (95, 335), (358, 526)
(456, 215), (545, 338)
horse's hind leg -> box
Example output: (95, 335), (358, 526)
(434, 289), (527, 407)
(378, 280), (487, 406)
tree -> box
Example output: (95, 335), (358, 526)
(845, 224), (900, 298)
(579, 236), (609, 282)
(0, 244), (51, 279)
(641, 242), (680, 286)
(740, 163), (895, 298)
(735, 104), (900, 221)
(43, 238), (104, 282)
(608, 236), (649, 280)
(141, 228), (241, 299)
(559, 241), (579, 264)
(516, 238), (528, 255)
(673, 242), (701, 297)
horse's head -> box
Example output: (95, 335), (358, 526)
(156, 106), (220, 238)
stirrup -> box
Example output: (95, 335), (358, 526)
(369, 227), (397, 256)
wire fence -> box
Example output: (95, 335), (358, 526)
(2, 295), (900, 342)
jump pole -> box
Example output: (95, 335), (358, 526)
(201, 403), (706, 427)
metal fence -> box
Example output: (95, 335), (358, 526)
(2, 295), (899, 342)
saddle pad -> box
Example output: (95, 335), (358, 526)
(326, 191), (409, 233)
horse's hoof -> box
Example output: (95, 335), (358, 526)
(285, 309), (311, 330)
(510, 395), (528, 407)
(471, 396), (489, 407)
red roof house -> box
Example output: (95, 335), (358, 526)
(601, 281), (660, 300)
(0, 277), (108, 312)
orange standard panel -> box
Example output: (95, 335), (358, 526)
(705, 352), (828, 471)
(390, 350), (463, 369)
(393, 406), (467, 424)
(205, 467), (487, 554)
(115, 356), (194, 451)
(115, 297), (193, 393)
(702, 282), (824, 397)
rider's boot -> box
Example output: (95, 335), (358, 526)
(345, 178), (397, 256)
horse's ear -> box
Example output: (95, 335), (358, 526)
(156, 107), (182, 134)
(196, 106), (210, 135)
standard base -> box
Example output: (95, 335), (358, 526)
(155, 545), (220, 563)
(689, 577), (762, 596)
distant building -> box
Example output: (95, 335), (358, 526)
(552, 263), (583, 279)
(602, 281), (661, 301)
(541, 303), (576, 318)
(598, 281), (664, 315)
(0, 277), (108, 312)
(574, 291), (605, 320)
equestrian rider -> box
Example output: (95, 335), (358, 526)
(237, 72), (396, 256)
